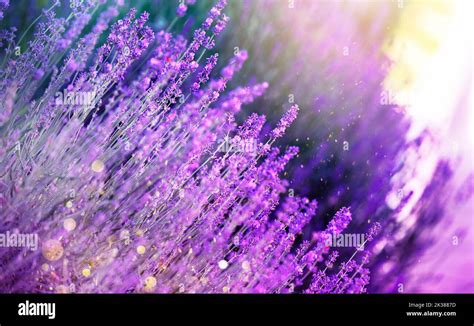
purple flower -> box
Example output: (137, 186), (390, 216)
(270, 104), (299, 139)
(176, 4), (187, 17)
(0, 0), (379, 295)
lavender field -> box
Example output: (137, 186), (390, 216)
(0, 0), (472, 295)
